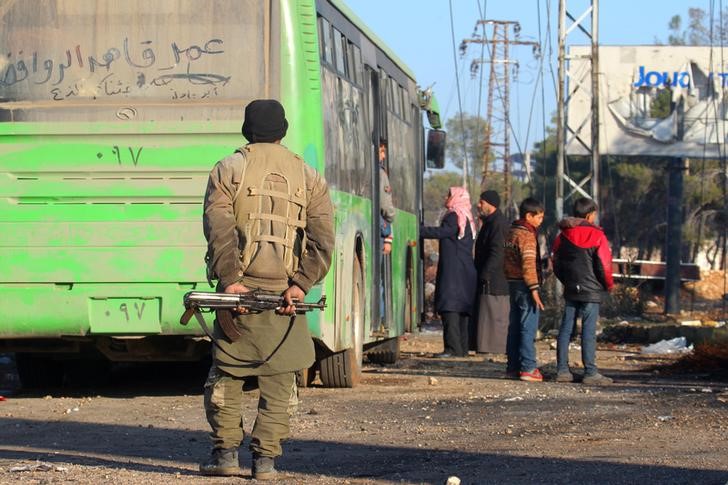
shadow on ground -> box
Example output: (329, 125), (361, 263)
(0, 417), (725, 484)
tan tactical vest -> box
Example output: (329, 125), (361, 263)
(232, 143), (307, 289)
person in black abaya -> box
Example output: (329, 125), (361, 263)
(420, 186), (477, 357)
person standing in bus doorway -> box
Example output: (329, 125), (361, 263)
(379, 142), (396, 328)
(200, 99), (335, 479)
(473, 190), (510, 355)
(421, 187), (477, 357)
(380, 142), (396, 251)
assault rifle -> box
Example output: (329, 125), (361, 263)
(180, 291), (326, 342)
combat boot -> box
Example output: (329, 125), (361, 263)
(199, 448), (242, 476)
(252, 453), (277, 480)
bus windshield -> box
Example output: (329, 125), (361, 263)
(0, 0), (271, 123)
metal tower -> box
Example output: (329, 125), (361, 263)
(463, 21), (539, 211)
(556, 0), (600, 220)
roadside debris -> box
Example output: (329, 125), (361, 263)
(9, 461), (68, 473)
(641, 337), (693, 355)
(680, 320), (726, 328)
(680, 320), (702, 327)
(445, 476), (461, 485)
(665, 343), (728, 378)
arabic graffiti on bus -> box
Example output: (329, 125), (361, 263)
(1, 37), (230, 100)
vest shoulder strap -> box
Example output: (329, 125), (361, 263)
(231, 147), (249, 202)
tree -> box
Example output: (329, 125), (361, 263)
(683, 161), (727, 268)
(660, 7), (728, 46)
(422, 169), (494, 225)
(659, 6), (728, 268)
(444, 112), (488, 172)
(443, 112), (528, 218)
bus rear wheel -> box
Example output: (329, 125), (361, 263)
(319, 254), (364, 388)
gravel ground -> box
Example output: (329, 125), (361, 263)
(0, 331), (727, 485)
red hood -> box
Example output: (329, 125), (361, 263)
(559, 217), (604, 249)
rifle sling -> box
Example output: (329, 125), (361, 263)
(191, 308), (295, 368)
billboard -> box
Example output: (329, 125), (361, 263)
(568, 46), (728, 157)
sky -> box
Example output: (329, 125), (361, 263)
(345, 0), (697, 162)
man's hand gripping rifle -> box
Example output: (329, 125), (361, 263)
(180, 291), (326, 342)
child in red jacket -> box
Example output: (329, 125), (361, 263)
(553, 197), (614, 385)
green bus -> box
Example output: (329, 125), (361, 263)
(0, 0), (444, 388)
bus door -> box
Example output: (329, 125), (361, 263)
(367, 67), (392, 336)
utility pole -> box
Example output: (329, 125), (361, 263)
(556, 0), (599, 220)
(462, 21), (539, 214)
(665, 157), (686, 315)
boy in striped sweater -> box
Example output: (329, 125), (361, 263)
(504, 198), (545, 382)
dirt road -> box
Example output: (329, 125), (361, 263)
(1, 331), (727, 485)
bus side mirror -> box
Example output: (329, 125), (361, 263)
(426, 129), (446, 169)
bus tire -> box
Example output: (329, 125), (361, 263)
(319, 348), (359, 388)
(367, 337), (400, 365)
(319, 254), (364, 388)
(15, 353), (65, 389)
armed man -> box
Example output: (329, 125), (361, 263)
(199, 99), (334, 479)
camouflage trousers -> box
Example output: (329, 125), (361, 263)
(204, 364), (298, 457)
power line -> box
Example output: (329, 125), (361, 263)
(537, 0), (549, 203)
(545, 0), (559, 107)
(474, 0), (488, 191)
(449, 0), (470, 187)
(522, 1), (549, 187)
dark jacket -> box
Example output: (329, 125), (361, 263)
(421, 212), (477, 314)
(552, 217), (614, 303)
(474, 209), (509, 295)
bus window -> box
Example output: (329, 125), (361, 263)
(392, 81), (401, 117)
(352, 45), (364, 86)
(400, 86), (409, 123)
(318, 17), (334, 65)
(387, 77), (399, 114)
(347, 42), (358, 86)
(332, 28), (347, 77)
